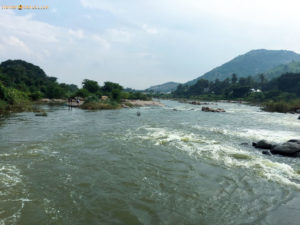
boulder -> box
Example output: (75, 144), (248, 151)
(252, 140), (274, 149)
(253, 139), (300, 157)
(271, 142), (300, 157)
(201, 107), (225, 113)
(190, 101), (201, 105)
(240, 142), (249, 146)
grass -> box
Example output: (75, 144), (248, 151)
(262, 99), (300, 113)
(0, 100), (33, 115)
(80, 100), (121, 110)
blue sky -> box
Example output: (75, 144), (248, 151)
(1, 0), (300, 89)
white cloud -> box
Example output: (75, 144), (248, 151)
(141, 24), (158, 34)
(2, 0), (300, 89)
(4, 36), (31, 55)
(68, 29), (84, 39)
(91, 34), (111, 49)
(105, 29), (134, 43)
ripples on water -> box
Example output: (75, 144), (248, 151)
(0, 101), (299, 225)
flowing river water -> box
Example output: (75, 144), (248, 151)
(0, 100), (300, 225)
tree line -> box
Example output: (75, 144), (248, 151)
(0, 60), (150, 113)
(172, 73), (300, 102)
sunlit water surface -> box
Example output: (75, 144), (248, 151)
(0, 100), (300, 225)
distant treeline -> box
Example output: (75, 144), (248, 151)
(171, 73), (300, 102)
(0, 60), (150, 113)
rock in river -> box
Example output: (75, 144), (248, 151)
(253, 139), (300, 157)
(252, 140), (275, 149)
(202, 107), (225, 113)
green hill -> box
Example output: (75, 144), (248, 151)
(0, 60), (77, 99)
(262, 61), (300, 80)
(146, 82), (181, 93)
(185, 49), (300, 85)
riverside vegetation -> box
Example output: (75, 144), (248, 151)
(0, 60), (151, 114)
(152, 73), (300, 113)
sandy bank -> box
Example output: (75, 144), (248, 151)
(123, 100), (164, 107)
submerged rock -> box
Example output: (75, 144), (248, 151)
(35, 112), (47, 117)
(201, 107), (225, 113)
(240, 142), (249, 146)
(262, 150), (272, 156)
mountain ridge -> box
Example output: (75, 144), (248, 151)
(185, 49), (300, 85)
(146, 82), (181, 93)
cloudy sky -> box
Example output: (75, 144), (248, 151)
(1, 0), (300, 89)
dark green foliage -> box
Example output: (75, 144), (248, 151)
(231, 86), (251, 98)
(75, 88), (90, 98)
(277, 73), (300, 95)
(111, 89), (121, 101)
(84, 95), (99, 103)
(0, 82), (6, 100)
(127, 92), (151, 100)
(29, 91), (43, 101)
(0, 60), (78, 99)
(262, 100), (300, 113)
(172, 72), (300, 103)
(46, 84), (66, 99)
(189, 79), (209, 95)
(102, 82), (123, 93)
(82, 79), (100, 93)
(231, 74), (237, 84)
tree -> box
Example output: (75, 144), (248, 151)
(259, 74), (266, 85)
(102, 82), (123, 93)
(231, 73), (237, 84)
(75, 88), (90, 98)
(112, 89), (121, 101)
(189, 79), (209, 95)
(231, 86), (251, 98)
(82, 79), (100, 93)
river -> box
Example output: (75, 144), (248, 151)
(0, 100), (300, 225)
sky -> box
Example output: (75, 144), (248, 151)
(1, 0), (300, 89)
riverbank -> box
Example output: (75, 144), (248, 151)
(162, 97), (300, 114)
(262, 100), (300, 113)
(0, 98), (164, 115)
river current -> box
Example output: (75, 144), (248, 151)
(0, 100), (300, 225)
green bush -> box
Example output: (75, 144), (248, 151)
(85, 95), (99, 103)
(75, 88), (90, 98)
(80, 102), (120, 110)
(112, 89), (121, 101)
(5, 88), (29, 105)
(0, 99), (8, 111)
(262, 99), (300, 113)
(29, 91), (43, 101)
(0, 82), (7, 100)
